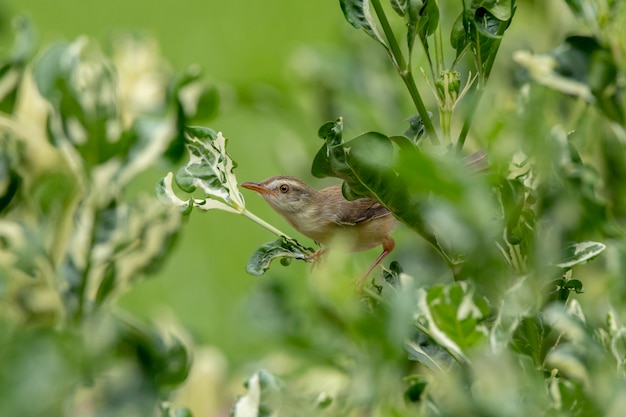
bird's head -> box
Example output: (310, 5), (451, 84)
(241, 175), (317, 215)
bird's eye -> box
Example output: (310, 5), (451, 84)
(279, 184), (289, 193)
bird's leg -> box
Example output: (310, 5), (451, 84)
(356, 236), (395, 288)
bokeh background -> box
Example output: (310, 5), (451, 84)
(2, 0), (589, 413)
(4, 0), (351, 364)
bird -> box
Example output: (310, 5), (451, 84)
(241, 175), (396, 285)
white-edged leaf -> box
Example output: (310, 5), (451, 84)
(175, 127), (245, 212)
(162, 127), (247, 215)
(156, 172), (240, 215)
(415, 282), (490, 363)
(231, 370), (282, 417)
(556, 241), (606, 269)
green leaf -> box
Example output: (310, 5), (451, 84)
(312, 118), (397, 201)
(0, 16), (37, 113)
(246, 238), (311, 276)
(405, 339), (454, 372)
(556, 241), (606, 269)
(390, 0), (408, 16)
(562, 0), (583, 16)
(498, 178), (527, 245)
(403, 377), (428, 403)
(451, 1), (516, 80)
(339, 0), (389, 51)
(63, 195), (182, 317)
(159, 403), (194, 417)
(311, 119), (497, 263)
(564, 279), (584, 294)
(511, 316), (547, 366)
(549, 36), (624, 123)
(117, 316), (191, 387)
(231, 370), (283, 417)
(402, 112), (430, 144)
(0, 142), (20, 213)
(420, 282), (490, 350)
(406, 0), (439, 57)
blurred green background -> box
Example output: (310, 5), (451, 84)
(4, 0), (583, 374)
(2, 0), (357, 368)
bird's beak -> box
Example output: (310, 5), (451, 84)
(241, 182), (274, 195)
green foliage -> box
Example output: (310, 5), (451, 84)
(0, 16), (217, 416)
(158, 0), (626, 415)
(4, 0), (626, 416)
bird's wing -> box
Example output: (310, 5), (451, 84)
(332, 198), (391, 226)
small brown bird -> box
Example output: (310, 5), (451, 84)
(241, 176), (396, 283)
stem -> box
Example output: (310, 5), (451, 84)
(241, 208), (293, 240)
(457, 17), (509, 153)
(403, 71), (440, 146)
(434, 9), (445, 75)
(440, 108), (452, 145)
(369, 0), (440, 146)
(455, 89), (481, 153)
(240, 209), (315, 256)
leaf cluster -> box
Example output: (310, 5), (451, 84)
(0, 18), (217, 416)
(222, 1), (626, 416)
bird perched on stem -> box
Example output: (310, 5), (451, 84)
(241, 176), (396, 285)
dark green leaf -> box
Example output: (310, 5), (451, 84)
(402, 112), (430, 144)
(339, 0), (388, 47)
(562, 0), (583, 16)
(95, 263), (116, 305)
(451, 1), (515, 80)
(390, 0), (409, 16)
(246, 238), (311, 276)
(551, 36), (623, 123)
(404, 377), (427, 402)
(0, 149), (20, 213)
(564, 279), (584, 294)
(511, 316), (547, 366)
(406, 0), (439, 57)
(312, 119), (498, 264)
(498, 178), (526, 244)
(382, 260), (403, 286)
(118, 317), (191, 387)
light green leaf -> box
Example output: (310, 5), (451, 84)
(416, 282), (490, 362)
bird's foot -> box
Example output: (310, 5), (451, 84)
(306, 247), (327, 270)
